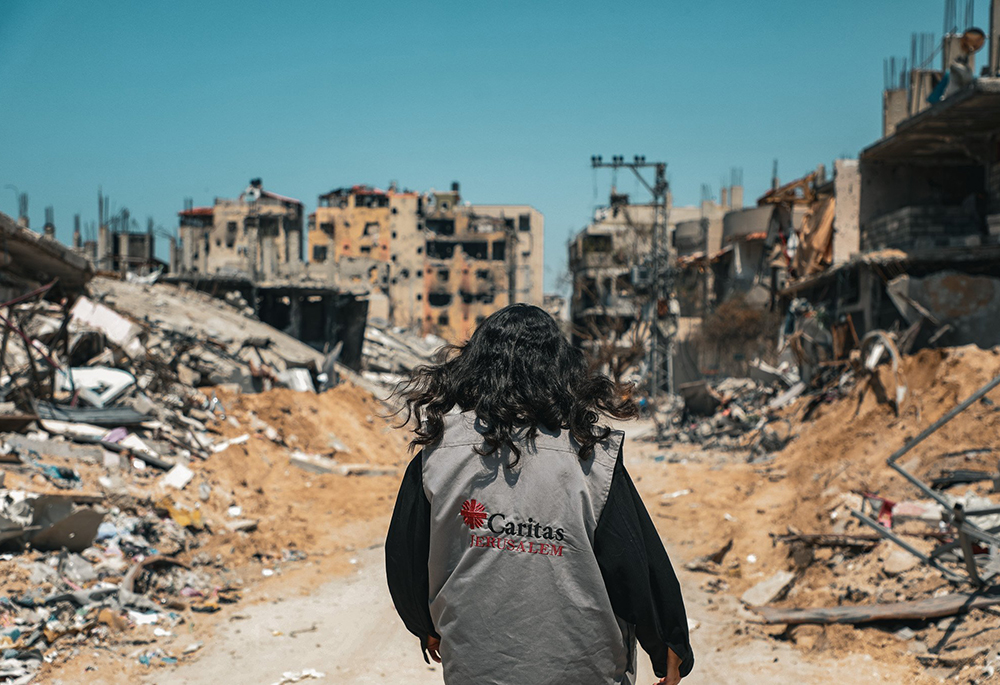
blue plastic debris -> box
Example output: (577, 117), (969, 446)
(96, 522), (118, 541)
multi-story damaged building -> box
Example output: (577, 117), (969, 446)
(171, 178), (543, 353)
(767, 10), (1000, 364)
(177, 179), (304, 280)
(309, 184), (422, 323)
(567, 188), (738, 362)
(172, 180), (366, 367)
(308, 182), (544, 341)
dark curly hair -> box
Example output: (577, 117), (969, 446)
(395, 303), (637, 462)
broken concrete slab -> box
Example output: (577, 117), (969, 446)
(211, 434), (250, 453)
(289, 450), (337, 474)
(276, 368), (315, 393)
(56, 367), (137, 408)
(883, 547), (920, 576)
(3, 434), (104, 462)
(159, 463), (194, 490)
(0, 491), (107, 553)
(70, 296), (145, 360)
(740, 571), (796, 607)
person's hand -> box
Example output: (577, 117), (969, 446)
(427, 635), (442, 663)
(655, 648), (682, 685)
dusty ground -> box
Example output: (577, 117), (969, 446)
(119, 431), (918, 685)
(39, 345), (1000, 683)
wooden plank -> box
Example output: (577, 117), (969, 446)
(753, 591), (1000, 625)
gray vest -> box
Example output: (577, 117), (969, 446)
(422, 411), (633, 685)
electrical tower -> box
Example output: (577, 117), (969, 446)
(590, 155), (675, 405)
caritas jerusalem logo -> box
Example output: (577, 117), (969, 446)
(460, 499), (488, 529)
(459, 499), (566, 557)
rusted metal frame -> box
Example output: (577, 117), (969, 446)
(0, 280), (58, 310)
(954, 505), (984, 587)
(886, 372), (1000, 509)
(2, 307), (43, 390)
(929, 523), (1000, 559)
(0, 307), (62, 370)
(0, 280), (58, 378)
(851, 508), (967, 584)
(0, 308), (11, 377)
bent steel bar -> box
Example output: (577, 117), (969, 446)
(851, 508), (967, 584)
(886, 372), (1000, 508)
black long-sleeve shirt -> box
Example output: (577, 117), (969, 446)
(385, 447), (694, 679)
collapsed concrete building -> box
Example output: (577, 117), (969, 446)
(309, 182), (544, 342)
(0, 210), (93, 302)
(783, 77), (1000, 352)
(567, 187), (737, 362)
(171, 180), (366, 367)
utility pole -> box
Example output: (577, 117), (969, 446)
(990, 0), (1000, 76)
(590, 155), (673, 404)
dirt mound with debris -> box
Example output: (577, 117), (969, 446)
(647, 345), (1000, 682)
(671, 346), (1000, 566)
(190, 384), (408, 561)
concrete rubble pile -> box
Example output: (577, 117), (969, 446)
(673, 344), (1000, 683)
(360, 321), (446, 388)
(0, 276), (360, 681)
(656, 297), (928, 461)
(657, 363), (818, 459)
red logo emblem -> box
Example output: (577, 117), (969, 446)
(460, 499), (488, 529)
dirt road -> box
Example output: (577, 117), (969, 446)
(154, 432), (913, 685)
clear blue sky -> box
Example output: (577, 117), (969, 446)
(0, 0), (990, 293)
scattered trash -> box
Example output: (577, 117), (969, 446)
(272, 668), (326, 685)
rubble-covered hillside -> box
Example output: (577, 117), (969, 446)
(645, 344), (1000, 683)
(0, 276), (416, 683)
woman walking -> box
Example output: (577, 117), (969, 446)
(386, 303), (693, 685)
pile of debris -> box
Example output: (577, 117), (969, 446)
(660, 366), (802, 457)
(658, 311), (931, 461)
(0, 275), (395, 681)
(360, 321), (446, 388)
(669, 344), (1000, 683)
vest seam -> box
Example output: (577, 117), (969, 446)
(593, 431), (624, 525)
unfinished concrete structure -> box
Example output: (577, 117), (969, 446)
(171, 180), (365, 365)
(309, 182), (544, 342)
(177, 179), (304, 281)
(783, 77), (1000, 353)
(862, 79), (1000, 253)
(567, 187), (737, 360)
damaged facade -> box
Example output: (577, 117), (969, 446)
(567, 186), (739, 376)
(782, 77), (1000, 358)
(309, 182), (544, 341)
(171, 180), (365, 367)
(176, 179), (304, 281)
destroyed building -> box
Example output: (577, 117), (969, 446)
(0, 210), (93, 302)
(176, 179), (304, 281)
(567, 186), (737, 365)
(170, 180), (365, 367)
(782, 77), (1000, 353)
(309, 182), (544, 342)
